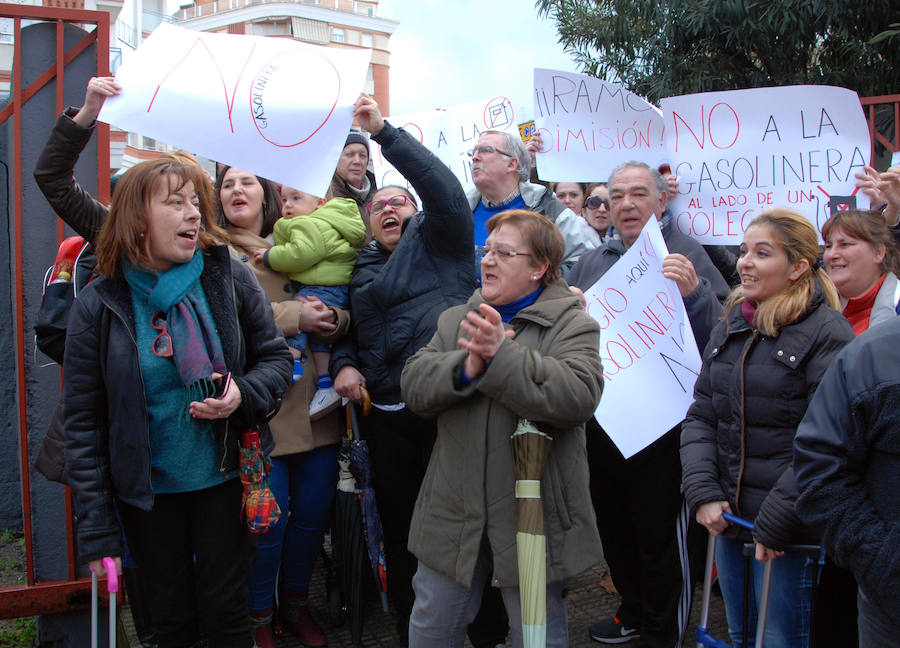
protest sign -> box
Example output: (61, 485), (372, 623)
(585, 217), (701, 459)
(662, 86), (871, 244)
(532, 68), (667, 182)
(372, 96), (519, 197)
(99, 23), (370, 196)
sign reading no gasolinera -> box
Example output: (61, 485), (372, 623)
(662, 85), (871, 244)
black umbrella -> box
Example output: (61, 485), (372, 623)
(332, 389), (386, 644)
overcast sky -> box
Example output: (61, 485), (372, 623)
(377, 0), (580, 118)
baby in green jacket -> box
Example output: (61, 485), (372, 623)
(255, 188), (366, 418)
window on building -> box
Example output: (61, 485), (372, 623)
(361, 32), (373, 48)
(332, 28), (345, 43)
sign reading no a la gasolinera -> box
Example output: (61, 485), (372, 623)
(662, 85), (872, 244)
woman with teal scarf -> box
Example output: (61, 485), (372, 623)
(63, 157), (292, 648)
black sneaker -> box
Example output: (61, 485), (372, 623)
(589, 616), (640, 643)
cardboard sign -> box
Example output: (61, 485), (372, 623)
(585, 217), (701, 459)
(532, 68), (667, 182)
(99, 23), (370, 196)
(662, 86), (871, 244)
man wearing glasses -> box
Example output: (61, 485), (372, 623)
(466, 130), (598, 274)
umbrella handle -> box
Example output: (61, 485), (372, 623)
(349, 398), (363, 442)
(359, 386), (371, 416)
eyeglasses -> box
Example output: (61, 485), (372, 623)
(151, 311), (173, 357)
(585, 196), (610, 210)
(476, 245), (532, 261)
(467, 145), (514, 159)
(367, 195), (414, 215)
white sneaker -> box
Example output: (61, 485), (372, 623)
(309, 386), (341, 420)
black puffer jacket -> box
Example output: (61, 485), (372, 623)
(795, 317), (900, 623)
(64, 246), (292, 564)
(330, 122), (477, 404)
(681, 287), (853, 549)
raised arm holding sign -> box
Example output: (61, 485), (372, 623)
(99, 23), (370, 197)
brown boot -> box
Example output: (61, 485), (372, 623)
(250, 607), (278, 648)
(280, 590), (327, 647)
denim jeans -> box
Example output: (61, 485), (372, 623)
(408, 552), (568, 648)
(715, 535), (815, 648)
(248, 444), (340, 610)
(285, 284), (349, 353)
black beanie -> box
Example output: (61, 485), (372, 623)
(344, 131), (370, 154)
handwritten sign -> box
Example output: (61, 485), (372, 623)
(532, 68), (667, 182)
(99, 23), (370, 197)
(373, 97), (519, 197)
(662, 86), (871, 244)
(585, 217), (701, 459)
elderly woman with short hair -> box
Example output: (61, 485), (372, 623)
(400, 209), (605, 647)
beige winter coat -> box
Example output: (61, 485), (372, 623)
(228, 226), (348, 456)
(400, 280), (604, 588)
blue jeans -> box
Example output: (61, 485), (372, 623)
(285, 284), (348, 354)
(409, 552), (568, 648)
(248, 444), (340, 610)
(715, 535), (815, 648)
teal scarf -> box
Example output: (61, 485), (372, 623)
(123, 252), (226, 401)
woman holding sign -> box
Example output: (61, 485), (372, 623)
(681, 209), (853, 648)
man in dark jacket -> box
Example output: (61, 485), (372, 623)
(795, 317), (900, 646)
(567, 161), (729, 647)
(330, 95), (487, 645)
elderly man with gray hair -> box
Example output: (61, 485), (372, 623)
(567, 160), (729, 647)
(468, 129), (597, 274)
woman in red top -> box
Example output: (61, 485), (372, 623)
(822, 209), (900, 336)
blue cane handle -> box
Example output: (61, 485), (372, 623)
(722, 512), (754, 530)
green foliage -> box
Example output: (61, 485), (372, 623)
(536, 0), (900, 103)
(0, 617), (36, 647)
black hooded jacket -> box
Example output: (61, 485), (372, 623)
(330, 121), (477, 404)
(64, 246), (292, 564)
(681, 287), (853, 549)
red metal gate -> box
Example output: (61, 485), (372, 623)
(0, 2), (110, 617)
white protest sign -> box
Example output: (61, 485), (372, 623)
(372, 97), (519, 197)
(532, 68), (667, 182)
(662, 86), (871, 244)
(586, 217), (701, 459)
(99, 22), (370, 197)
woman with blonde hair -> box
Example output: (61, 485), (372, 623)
(681, 209), (854, 648)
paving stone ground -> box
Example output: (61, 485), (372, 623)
(122, 545), (729, 647)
